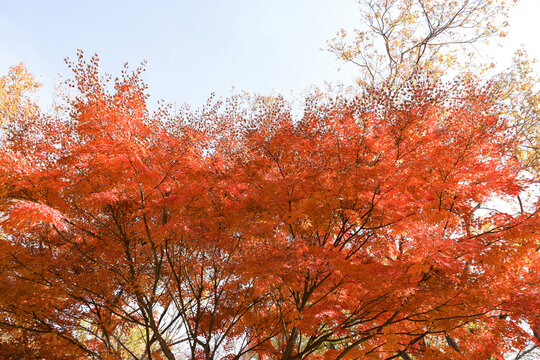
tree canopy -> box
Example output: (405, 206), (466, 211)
(0, 52), (538, 359)
(1, 1), (540, 359)
(0, 63), (39, 130)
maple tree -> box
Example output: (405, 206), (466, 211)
(0, 52), (539, 360)
(327, 0), (540, 172)
(328, 2), (540, 357)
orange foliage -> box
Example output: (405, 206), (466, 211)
(0, 53), (538, 359)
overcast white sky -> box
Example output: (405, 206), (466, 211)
(1, 0), (539, 110)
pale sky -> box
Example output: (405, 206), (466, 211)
(1, 0), (539, 110)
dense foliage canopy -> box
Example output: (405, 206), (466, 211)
(1, 1), (540, 359)
(0, 52), (539, 359)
